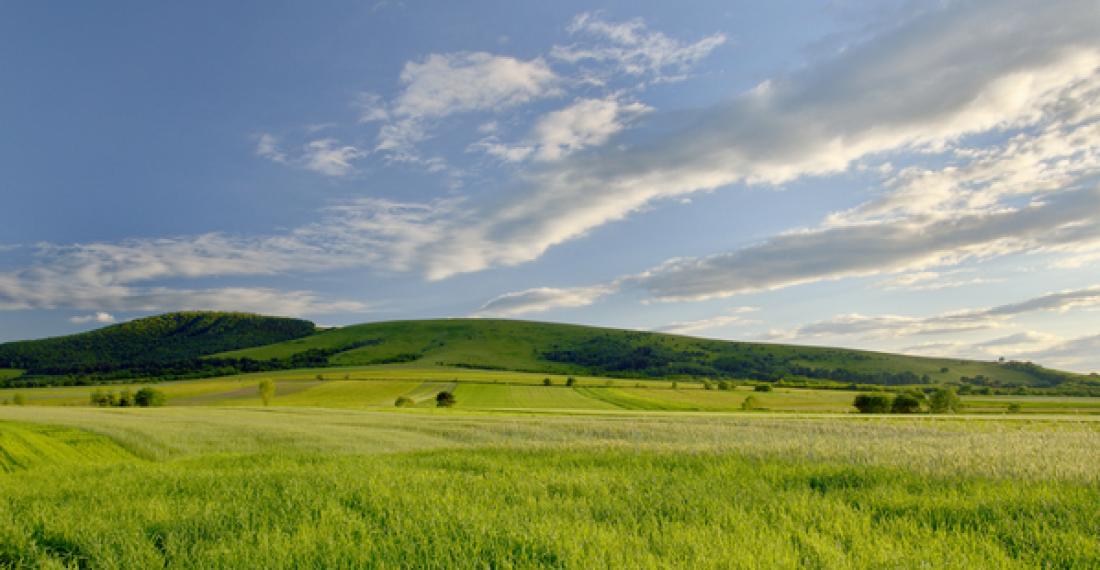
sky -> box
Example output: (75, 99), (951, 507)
(2, 0), (1099, 372)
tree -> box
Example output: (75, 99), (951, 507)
(670, 381), (678, 390)
(134, 387), (166, 407)
(741, 395), (759, 411)
(717, 380), (731, 391)
(116, 390), (132, 407)
(12, 393), (25, 406)
(754, 384), (773, 392)
(543, 378), (552, 386)
(258, 379), (275, 406)
(703, 380), (715, 391)
(891, 393), (922, 414)
(436, 391), (455, 408)
(566, 377), (576, 387)
(853, 394), (892, 414)
(928, 387), (961, 414)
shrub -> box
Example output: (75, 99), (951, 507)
(89, 389), (114, 407)
(543, 378), (552, 386)
(754, 385), (773, 392)
(566, 377), (576, 387)
(436, 391), (455, 408)
(1007, 403), (1022, 413)
(854, 394), (892, 414)
(11, 393), (25, 406)
(258, 379), (275, 406)
(741, 395), (759, 411)
(717, 380), (731, 391)
(928, 387), (961, 414)
(670, 381), (678, 390)
(891, 393), (922, 414)
(116, 390), (133, 407)
(134, 387), (167, 407)
(394, 396), (414, 407)
(703, 380), (715, 391)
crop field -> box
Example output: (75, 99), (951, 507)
(0, 406), (1098, 568)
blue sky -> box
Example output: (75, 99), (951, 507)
(2, 0), (1100, 372)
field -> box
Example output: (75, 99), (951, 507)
(2, 366), (1100, 568)
(4, 366), (1100, 415)
(0, 406), (1098, 568)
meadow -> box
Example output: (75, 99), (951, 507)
(0, 406), (1098, 568)
(2, 366), (1100, 568)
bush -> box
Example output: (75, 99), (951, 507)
(90, 389), (115, 407)
(891, 393), (922, 414)
(566, 377), (576, 387)
(436, 391), (455, 408)
(703, 380), (715, 391)
(928, 387), (961, 414)
(12, 393), (25, 406)
(670, 381), (678, 390)
(258, 379), (275, 406)
(754, 385), (773, 392)
(854, 394), (892, 414)
(394, 396), (414, 407)
(543, 378), (552, 386)
(1007, 403), (1022, 413)
(134, 387), (167, 407)
(116, 390), (133, 407)
(741, 395), (759, 411)
(717, 380), (732, 391)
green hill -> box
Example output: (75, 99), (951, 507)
(217, 319), (1088, 390)
(0, 312), (315, 376)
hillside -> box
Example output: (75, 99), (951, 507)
(0, 312), (315, 376)
(216, 319), (1089, 390)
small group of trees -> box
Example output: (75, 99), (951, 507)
(1, 393), (26, 406)
(435, 391), (455, 407)
(90, 387), (166, 407)
(854, 387), (961, 414)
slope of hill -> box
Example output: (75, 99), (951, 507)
(0, 312), (315, 376)
(217, 319), (1088, 389)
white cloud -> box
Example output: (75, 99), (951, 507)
(301, 139), (366, 177)
(473, 285), (615, 317)
(377, 52), (560, 157)
(255, 133), (287, 163)
(552, 13), (727, 81)
(414, 0), (1100, 280)
(655, 307), (758, 335)
(469, 96), (651, 163)
(771, 286), (1100, 341)
(69, 312), (116, 324)
(256, 133), (366, 177)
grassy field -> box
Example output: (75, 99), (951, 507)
(4, 366), (1100, 415)
(0, 407), (1097, 568)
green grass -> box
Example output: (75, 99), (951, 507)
(451, 384), (618, 410)
(4, 367), (1098, 415)
(0, 407), (1097, 567)
(0, 370), (22, 382)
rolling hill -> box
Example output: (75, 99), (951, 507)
(217, 318), (1087, 390)
(1, 315), (1093, 392)
(0, 312), (315, 376)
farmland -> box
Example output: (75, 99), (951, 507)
(0, 406), (1098, 568)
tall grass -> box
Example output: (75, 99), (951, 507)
(0, 408), (1098, 567)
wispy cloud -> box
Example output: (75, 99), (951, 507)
(552, 12), (727, 82)
(69, 311), (117, 324)
(769, 286), (1100, 341)
(655, 307), (758, 335)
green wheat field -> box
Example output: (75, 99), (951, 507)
(1, 369), (1098, 568)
